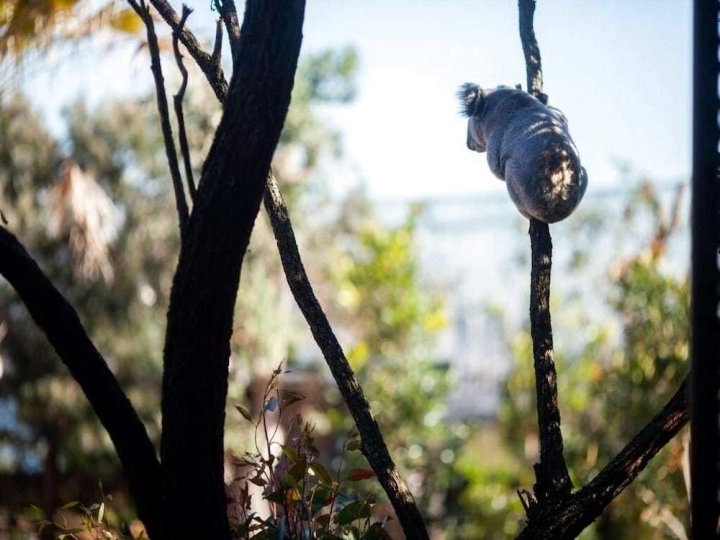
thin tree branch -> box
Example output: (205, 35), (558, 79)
(0, 226), (164, 539)
(528, 220), (573, 501)
(519, 0), (572, 503)
(211, 18), (223, 68)
(518, 0), (546, 104)
(129, 0), (189, 234)
(264, 173), (429, 539)
(146, 0), (229, 102)
(213, 0), (242, 63)
(518, 379), (689, 539)
(172, 5), (197, 202)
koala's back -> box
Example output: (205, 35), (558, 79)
(482, 89), (587, 223)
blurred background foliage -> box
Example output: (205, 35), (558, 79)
(0, 2), (690, 538)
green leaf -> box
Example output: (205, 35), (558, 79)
(280, 389), (305, 408)
(265, 488), (287, 503)
(345, 439), (362, 452)
(235, 405), (254, 422)
(97, 502), (104, 523)
(248, 475), (266, 487)
(288, 460), (308, 483)
(335, 501), (370, 526)
(58, 501), (80, 510)
(308, 462), (333, 484)
(280, 444), (299, 463)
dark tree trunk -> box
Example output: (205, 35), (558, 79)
(160, 2), (306, 538)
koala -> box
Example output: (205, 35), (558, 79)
(458, 83), (587, 223)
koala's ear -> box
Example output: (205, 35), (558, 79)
(457, 83), (485, 117)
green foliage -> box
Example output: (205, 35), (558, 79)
(0, 94), (172, 482)
(327, 200), (464, 520)
(28, 487), (148, 539)
(229, 365), (392, 540)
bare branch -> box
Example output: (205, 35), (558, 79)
(172, 5), (197, 202)
(211, 18), (223, 68)
(518, 0), (546, 104)
(129, 0), (189, 234)
(213, 0), (242, 63)
(263, 173), (429, 538)
(519, 379), (689, 538)
(0, 226), (164, 539)
(146, 0), (229, 102)
(519, 0), (572, 503)
(528, 220), (573, 501)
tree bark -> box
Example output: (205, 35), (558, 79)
(0, 226), (164, 538)
(264, 174), (429, 538)
(160, 2), (305, 538)
(518, 380), (688, 539)
(528, 220), (572, 502)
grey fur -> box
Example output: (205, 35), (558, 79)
(459, 85), (587, 223)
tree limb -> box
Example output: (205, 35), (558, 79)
(519, 0), (572, 503)
(518, 0), (546, 104)
(264, 173), (429, 539)
(148, 8), (426, 536)
(528, 220), (573, 501)
(172, 5), (197, 202)
(129, 0), (189, 234)
(518, 379), (689, 539)
(160, 2), (305, 537)
(0, 226), (164, 539)
(213, 0), (242, 63)
(146, 0), (229, 102)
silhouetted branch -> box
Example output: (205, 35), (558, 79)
(0, 226), (164, 539)
(146, 0), (229, 102)
(518, 0), (546, 104)
(264, 173), (429, 539)
(211, 18), (223, 67)
(519, 0), (572, 503)
(147, 8), (426, 535)
(528, 220), (573, 501)
(172, 5), (197, 202)
(518, 379), (689, 539)
(129, 0), (189, 234)
(213, 0), (241, 63)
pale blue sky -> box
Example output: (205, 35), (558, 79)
(26, 0), (692, 199)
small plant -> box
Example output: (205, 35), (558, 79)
(31, 485), (147, 539)
(229, 364), (392, 539)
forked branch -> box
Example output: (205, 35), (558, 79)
(516, 1), (690, 537)
(128, 0), (189, 234)
(147, 5), (426, 537)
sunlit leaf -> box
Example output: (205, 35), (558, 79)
(308, 462), (333, 484)
(335, 500), (370, 525)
